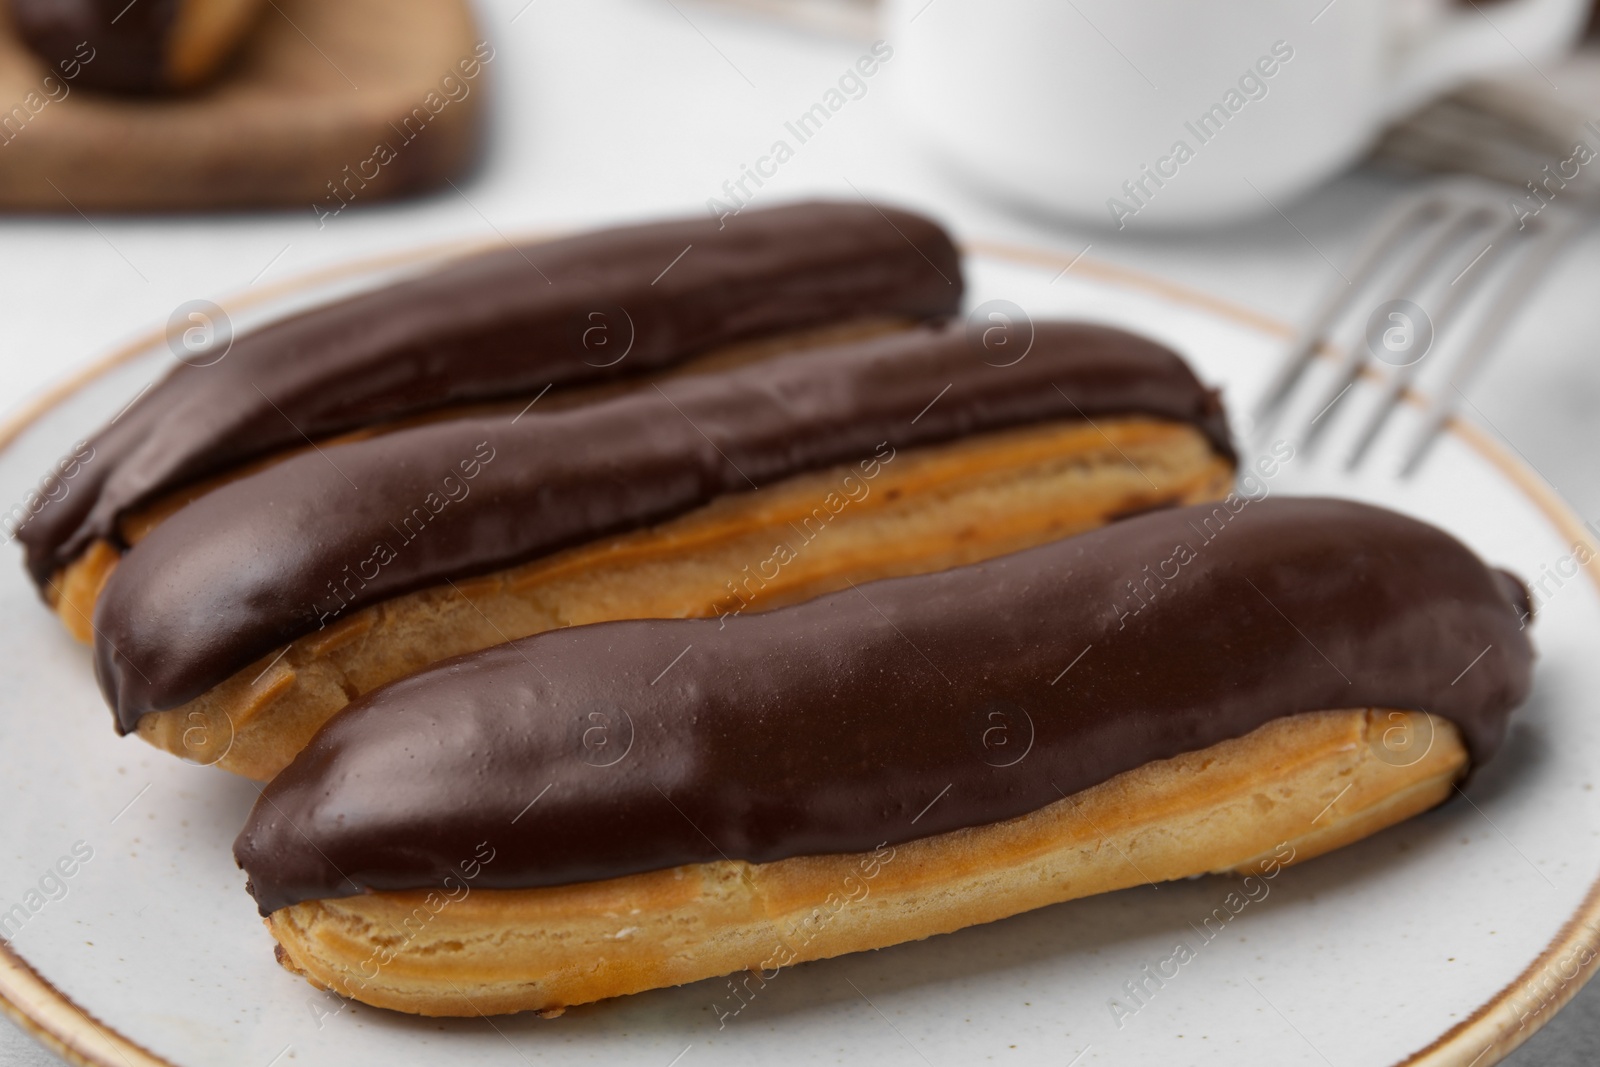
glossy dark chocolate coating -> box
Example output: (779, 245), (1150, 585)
(94, 320), (1232, 728)
(20, 202), (961, 587)
(234, 497), (1534, 913)
(11, 0), (177, 93)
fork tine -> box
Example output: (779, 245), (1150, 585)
(1399, 217), (1581, 478)
(1296, 358), (1364, 453)
(1251, 193), (1442, 437)
(1258, 180), (1572, 478)
(1295, 199), (1489, 455)
(1343, 210), (1515, 469)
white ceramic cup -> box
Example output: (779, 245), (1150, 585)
(884, 0), (1589, 228)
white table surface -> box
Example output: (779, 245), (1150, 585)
(2, 0), (1599, 1063)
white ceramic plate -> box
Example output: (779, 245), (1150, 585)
(1, 239), (1597, 1067)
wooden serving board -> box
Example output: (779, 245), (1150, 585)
(0, 0), (486, 212)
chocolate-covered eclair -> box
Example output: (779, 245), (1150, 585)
(19, 201), (960, 619)
(94, 320), (1235, 779)
(236, 497), (1533, 1016)
(9, 0), (265, 93)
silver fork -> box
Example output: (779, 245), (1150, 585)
(1252, 181), (1579, 476)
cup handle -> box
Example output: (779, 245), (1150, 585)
(1385, 0), (1589, 118)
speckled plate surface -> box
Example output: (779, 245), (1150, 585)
(1, 239), (1596, 1067)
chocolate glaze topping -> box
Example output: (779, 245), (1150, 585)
(94, 320), (1232, 729)
(11, 0), (177, 94)
(234, 497), (1534, 914)
(21, 202), (961, 588)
